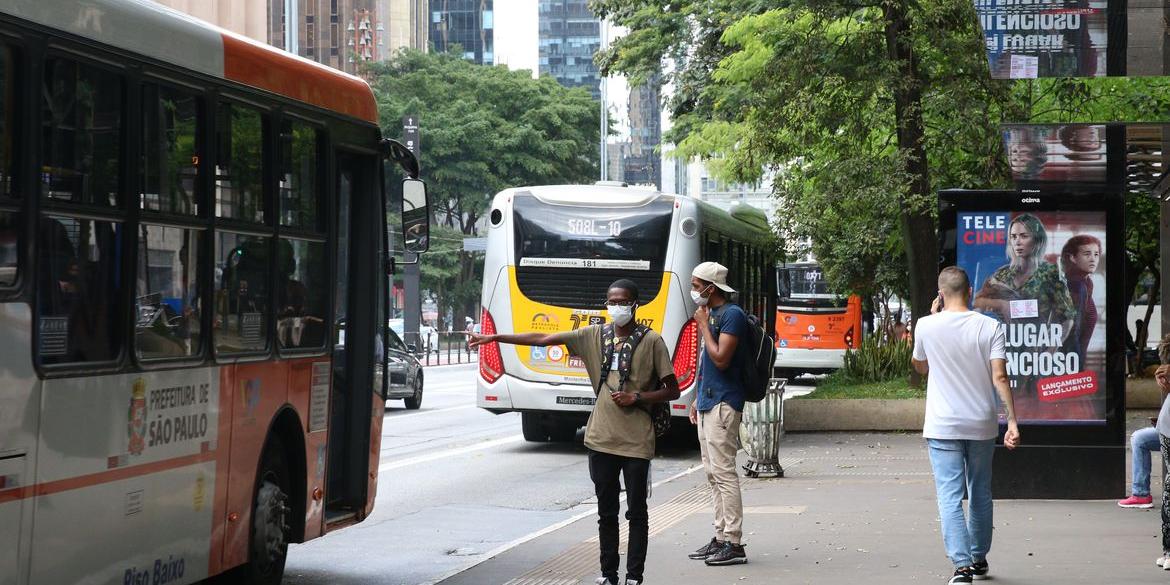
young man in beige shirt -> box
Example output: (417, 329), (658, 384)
(468, 279), (680, 585)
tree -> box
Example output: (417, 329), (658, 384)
(597, 1), (1170, 361)
(595, 0), (1009, 361)
(368, 50), (601, 327)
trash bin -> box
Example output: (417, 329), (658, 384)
(740, 378), (786, 478)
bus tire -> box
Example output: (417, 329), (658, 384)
(404, 375), (423, 410)
(521, 413), (550, 442)
(227, 436), (292, 585)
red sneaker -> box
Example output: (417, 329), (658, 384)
(1118, 495), (1154, 508)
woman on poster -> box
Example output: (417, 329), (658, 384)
(1061, 234), (1102, 363)
(973, 213), (1077, 420)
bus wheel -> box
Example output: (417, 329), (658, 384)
(521, 413), (550, 442)
(404, 376), (423, 410)
(233, 438), (292, 585)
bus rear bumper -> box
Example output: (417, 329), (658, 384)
(477, 376), (696, 418)
(775, 347), (846, 371)
(477, 375), (596, 414)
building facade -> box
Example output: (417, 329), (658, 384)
(538, 0), (600, 99)
(623, 78), (661, 189)
(429, 0), (493, 64)
(267, 0), (428, 75)
(150, 0), (268, 42)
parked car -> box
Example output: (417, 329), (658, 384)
(377, 326), (425, 409)
(388, 318), (438, 354)
(337, 319), (424, 410)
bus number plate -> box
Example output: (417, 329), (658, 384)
(556, 396), (595, 406)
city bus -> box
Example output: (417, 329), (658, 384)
(476, 185), (776, 442)
(773, 262), (863, 378)
(0, 2), (430, 584)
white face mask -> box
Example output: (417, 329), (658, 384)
(606, 304), (635, 326)
(691, 285), (712, 306)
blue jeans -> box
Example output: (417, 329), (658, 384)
(927, 438), (996, 568)
(1132, 426), (1162, 497)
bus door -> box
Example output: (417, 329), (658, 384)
(326, 151), (384, 525)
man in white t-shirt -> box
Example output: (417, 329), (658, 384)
(912, 266), (1020, 585)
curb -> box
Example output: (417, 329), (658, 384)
(784, 398), (926, 432)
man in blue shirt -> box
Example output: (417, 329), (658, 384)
(686, 261), (749, 566)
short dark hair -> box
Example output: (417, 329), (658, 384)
(937, 266), (970, 296)
(608, 279), (640, 302)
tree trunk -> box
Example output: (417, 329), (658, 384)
(1139, 266), (1161, 354)
(884, 0), (937, 387)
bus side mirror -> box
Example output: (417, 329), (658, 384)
(402, 178), (430, 254)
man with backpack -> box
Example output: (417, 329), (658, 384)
(687, 261), (751, 566)
(466, 279), (679, 585)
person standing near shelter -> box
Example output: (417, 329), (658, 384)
(912, 266), (1020, 585)
(686, 261), (750, 566)
(467, 279), (679, 585)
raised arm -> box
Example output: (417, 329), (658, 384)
(466, 330), (569, 348)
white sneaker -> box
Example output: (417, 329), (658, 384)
(1158, 554), (1170, 569)
(594, 578), (618, 585)
(625, 580), (642, 585)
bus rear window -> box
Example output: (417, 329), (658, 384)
(512, 196), (673, 272)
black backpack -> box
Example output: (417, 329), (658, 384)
(599, 323), (671, 437)
(740, 312), (775, 403)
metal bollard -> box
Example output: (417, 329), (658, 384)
(740, 378), (786, 478)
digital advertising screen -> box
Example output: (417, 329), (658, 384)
(976, 0), (1109, 79)
(957, 209), (1107, 424)
(1003, 124), (1108, 184)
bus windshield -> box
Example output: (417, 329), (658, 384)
(513, 195), (674, 272)
(779, 264), (847, 308)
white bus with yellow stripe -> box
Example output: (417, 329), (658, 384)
(476, 185), (777, 442)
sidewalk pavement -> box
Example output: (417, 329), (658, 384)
(440, 412), (1166, 585)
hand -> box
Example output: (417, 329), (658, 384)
(464, 331), (493, 349)
(930, 294), (942, 315)
(1156, 365), (1170, 391)
(1004, 421), (1020, 450)
(694, 306), (710, 326)
(611, 391), (637, 407)
(688, 402), (698, 425)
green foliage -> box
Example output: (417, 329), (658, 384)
(794, 375), (924, 400)
(841, 336), (915, 384)
(368, 50), (601, 327)
(598, 1), (1170, 344)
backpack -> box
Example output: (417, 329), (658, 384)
(740, 312), (775, 403)
(599, 323), (672, 437)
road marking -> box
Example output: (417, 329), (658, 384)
(378, 434), (525, 473)
(417, 462), (706, 585)
(384, 404), (477, 420)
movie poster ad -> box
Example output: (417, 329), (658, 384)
(1003, 124), (1107, 183)
(957, 210), (1106, 423)
(975, 0), (1108, 79)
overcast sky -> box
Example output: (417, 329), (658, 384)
(492, 2), (631, 139)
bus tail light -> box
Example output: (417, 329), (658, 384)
(479, 309), (504, 383)
(672, 319), (699, 390)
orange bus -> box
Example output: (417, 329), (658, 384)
(773, 262), (863, 378)
(0, 1), (429, 584)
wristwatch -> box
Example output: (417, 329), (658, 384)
(633, 392), (642, 404)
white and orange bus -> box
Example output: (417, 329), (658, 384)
(0, 1), (430, 584)
(773, 262), (863, 378)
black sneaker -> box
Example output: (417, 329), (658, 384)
(688, 537), (723, 560)
(704, 542), (747, 566)
(948, 567), (974, 584)
(970, 559), (988, 579)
